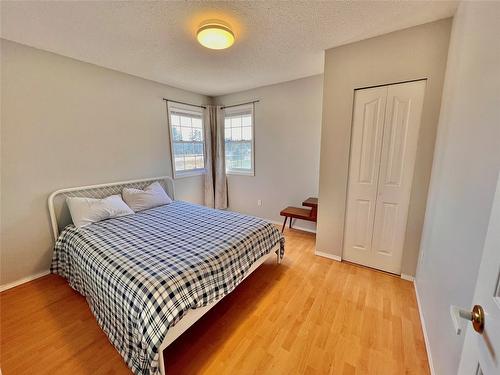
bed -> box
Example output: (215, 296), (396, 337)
(48, 176), (284, 375)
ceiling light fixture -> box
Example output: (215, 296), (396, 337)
(197, 20), (235, 50)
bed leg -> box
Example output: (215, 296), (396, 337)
(276, 249), (282, 264)
(159, 349), (166, 375)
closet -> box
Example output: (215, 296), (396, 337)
(343, 80), (426, 274)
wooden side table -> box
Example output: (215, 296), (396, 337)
(279, 197), (318, 233)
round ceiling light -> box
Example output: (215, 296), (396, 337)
(197, 21), (235, 50)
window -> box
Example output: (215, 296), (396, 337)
(224, 104), (254, 175)
(167, 102), (205, 178)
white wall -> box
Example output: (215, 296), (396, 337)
(317, 19), (451, 275)
(0, 40), (208, 287)
(416, 3), (500, 374)
(215, 75), (323, 231)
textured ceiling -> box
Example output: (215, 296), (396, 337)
(1, 1), (457, 96)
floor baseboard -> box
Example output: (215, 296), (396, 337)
(400, 273), (415, 282)
(314, 251), (342, 262)
(413, 280), (436, 375)
(0, 270), (51, 292)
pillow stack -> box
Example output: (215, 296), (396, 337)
(67, 181), (172, 228)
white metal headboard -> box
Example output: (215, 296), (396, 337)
(48, 176), (175, 240)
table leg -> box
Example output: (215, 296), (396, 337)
(281, 217), (287, 233)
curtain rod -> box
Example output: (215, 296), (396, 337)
(163, 98), (259, 110)
(221, 100), (260, 110)
(163, 98), (206, 109)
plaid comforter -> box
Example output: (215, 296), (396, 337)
(51, 201), (284, 374)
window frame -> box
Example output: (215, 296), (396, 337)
(223, 103), (255, 176)
(167, 102), (206, 179)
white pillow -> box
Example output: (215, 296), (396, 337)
(66, 194), (134, 228)
(122, 181), (172, 212)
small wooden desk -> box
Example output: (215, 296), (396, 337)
(280, 197), (318, 233)
(301, 197), (318, 220)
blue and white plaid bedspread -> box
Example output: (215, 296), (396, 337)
(51, 201), (284, 374)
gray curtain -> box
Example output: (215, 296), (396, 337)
(204, 105), (228, 209)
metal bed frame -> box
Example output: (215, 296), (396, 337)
(47, 176), (280, 374)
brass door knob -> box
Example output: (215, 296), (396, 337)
(450, 304), (485, 335)
(471, 305), (485, 334)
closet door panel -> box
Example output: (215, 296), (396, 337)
(371, 80), (426, 273)
(343, 86), (387, 265)
(383, 96), (410, 187)
(352, 199), (372, 251)
(376, 202), (399, 254)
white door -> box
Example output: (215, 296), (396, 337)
(344, 80), (426, 274)
(343, 85), (387, 267)
(458, 173), (500, 375)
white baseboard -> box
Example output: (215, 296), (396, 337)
(314, 251), (342, 262)
(0, 270), (50, 292)
(413, 280), (435, 375)
(266, 219), (317, 234)
(400, 273), (415, 282)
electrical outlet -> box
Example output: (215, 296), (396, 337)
(257, 199), (262, 207)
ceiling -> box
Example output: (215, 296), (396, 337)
(1, 1), (458, 96)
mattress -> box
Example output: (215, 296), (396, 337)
(51, 200), (284, 374)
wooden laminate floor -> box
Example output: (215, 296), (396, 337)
(0, 229), (429, 375)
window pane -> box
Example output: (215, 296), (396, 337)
(185, 155), (196, 170)
(194, 143), (202, 155)
(225, 142), (233, 169)
(242, 142), (252, 169)
(229, 151), (238, 169)
(224, 107), (253, 173)
(174, 142), (184, 155)
(184, 142), (193, 155)
(242, 126), (252, 141)
(181, 127), (192, 141)
(232, 127), (242, 141)
(180, 116), (191, 127)
(175, 156), (185, 171)
(171, 115), (180, 126)
(195, 155), (204, 169)
(242, 115), (252, 127)
(192, 118), (202, 129)
(231, 116), (241, 128)
(193, 128), (203, 142)
(169, 109), (205, 174)
(223, 140), (253, 171)
(172, 126), (182, 141)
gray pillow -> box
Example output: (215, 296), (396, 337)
(122, 181), (172, 212)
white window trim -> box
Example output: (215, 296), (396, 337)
(224, 103), (255, 176)
(167, 101), (206, 179)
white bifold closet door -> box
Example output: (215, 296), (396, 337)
(343, 80), (426, 274)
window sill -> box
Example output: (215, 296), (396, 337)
(227, 170), (254, 176)
(174, 169), (206, 179)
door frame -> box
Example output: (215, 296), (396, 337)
(341, 78), (428, 275)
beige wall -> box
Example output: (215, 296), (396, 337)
(0, 40), (207, 286)
(317, 18), (451, 275)
(215, 75), (323, 231)
(416, 3), (500, 374)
